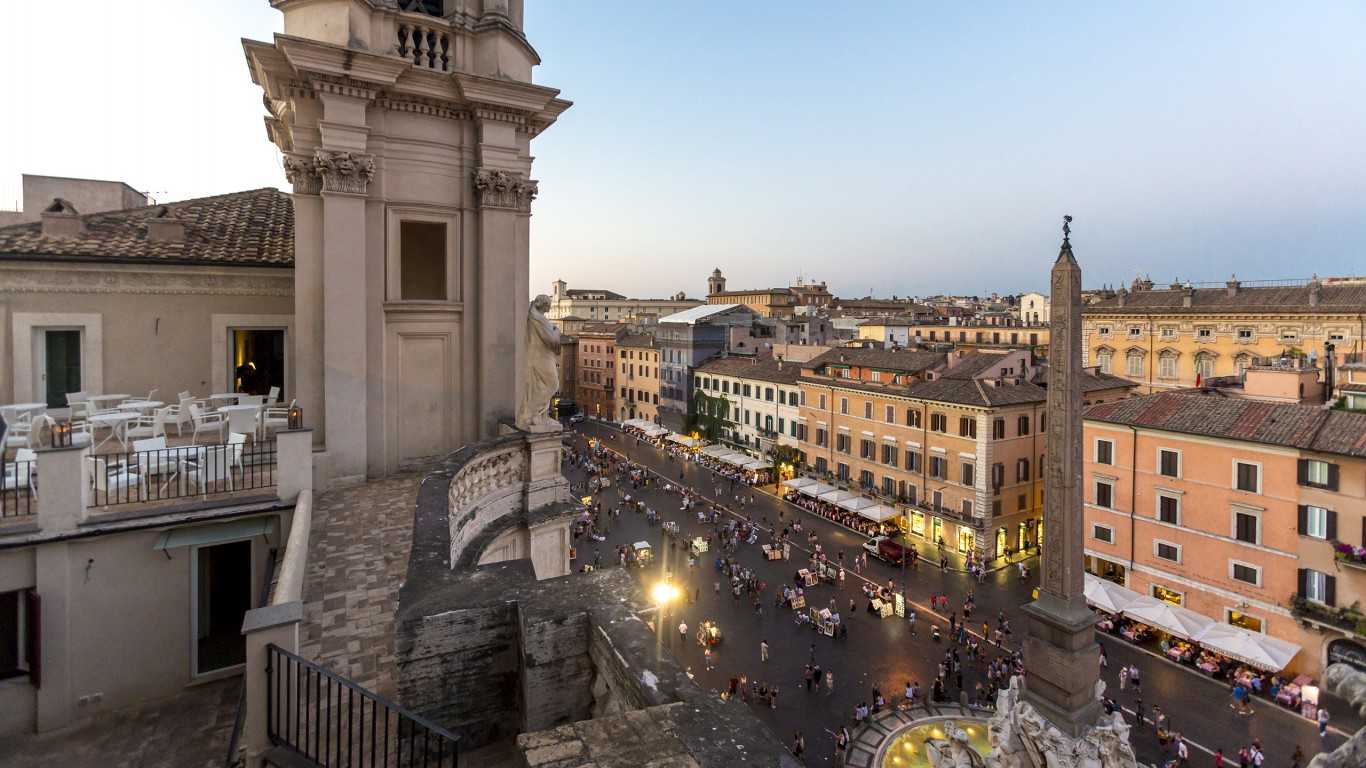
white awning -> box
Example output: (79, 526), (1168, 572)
(800, 482), (837, 498)
(859, 505), (900, 522)
(155, 516), (277, 550)
(1084, 573), (1142, 614)
(644, 426), (668, 436)
(700, 444), (732, 457)
(837, 497), (878, 513)
(783, 477), (820, 490)
(740, 458), (773, 471)
(817, 489), (857, 504)
(1121, 596), (1215, 640)
(1192, 624), (1301, 671)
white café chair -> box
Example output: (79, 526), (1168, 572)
(260, 404), (290, 437)
(127, 389), (159, 403)
(88, 456), (146, 506)
(3, 448), (37, 501)
(3, 417), (41, 451)
(183, 445), (235, 496)
(266, 386), (281, 404)
(36, 414), (92, 448)
(166, 395), (199, 436)
(125, 407), (171, 442)
(66, 391), (89, 408)
(189, 404), (229, 445)
(236, 395), (265, 407)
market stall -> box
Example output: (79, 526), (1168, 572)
(810, 608), (841, 636)
(631, 541), (653, 568)
(798, 568), (816, 587)
(761, 543), (788, 561)
(690, 536), (708, 556)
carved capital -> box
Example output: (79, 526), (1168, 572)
(282, 155), (321, 196)
(314, 149), (376, 195)
(472, 169), (538, 213)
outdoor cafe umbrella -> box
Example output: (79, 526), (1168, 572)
(859, 505), (900, 523)
(1192, 624), (1301, 671)
(1084, 573), (1142, 614)
(801, 482), (836, 498)
(837, 497), (879, 513)
(817, 488), (858, 505)
(1121, 595), (1215, 640)
(782, 477), (819, 490)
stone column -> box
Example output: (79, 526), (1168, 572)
(1020, 233), (1102, 736)
(284, 156), (325, 449)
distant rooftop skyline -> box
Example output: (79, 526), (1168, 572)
(3, 2), (1362, 298)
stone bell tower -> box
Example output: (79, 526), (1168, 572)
(245, 0), (570, 483)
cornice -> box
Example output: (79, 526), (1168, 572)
(0, 264), (294, 297)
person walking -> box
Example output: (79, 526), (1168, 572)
(792, 729), (804, 760)
(704, 647), (713, 671)
(761, 639), (769, 662)
(1129, 664), (1142, 693)
(805, 664), (814, 692)
(1099, 642), (1108, 668)
(1118, 665), (1128, 691)
(679, 621), (688, 644)
(1318, 707), (1330, 737)
(1175, 734), (1188, 767)
(826, 669), (834, 695)
(810, 643), (817, 664)
(1290, 745), (1304, 768)
(908, 609), (917, 635)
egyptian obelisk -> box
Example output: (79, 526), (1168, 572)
(1019, 217), (1103, 736)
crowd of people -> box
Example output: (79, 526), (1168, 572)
(786, 492), (896, 538)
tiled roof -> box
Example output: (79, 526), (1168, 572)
(618, 333), (658, 349)
(565, 288), (626, 299)
(806, 347), (946, 373)
(694, 354), (805, 385)
(1084, 283), (1366, 315)
(1086, 392), (1366, 457)
(0, 188), (293, 267)
(659, 304), (757, 324)
(578, 323), (629, 336)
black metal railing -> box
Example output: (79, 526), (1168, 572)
(225, 549), (279, 768)
(89, 440), (277, 508)
(2, 457), (37, 519)
(267, 644), (459, 767)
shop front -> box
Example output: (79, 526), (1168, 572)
(957, 527), (975, 555)
(995, 527), (1007, 558)
(1084, 554), (1127, 586)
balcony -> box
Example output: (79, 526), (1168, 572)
(1333, 541), (1366, 571)
(1290, 595), (1366, 637)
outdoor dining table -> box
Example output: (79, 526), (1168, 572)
(130, 445), (206, 493)
(87, 394), (132, 409)
(117, 400), (165, 415)
(210, 393), (243, 405)
(89, 412), (136, 451)
(3, 402), (48, 416)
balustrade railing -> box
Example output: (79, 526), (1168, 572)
(1, 457), (36, 519)
(396, 21), (452, 71)
(89, 440), (277, 508)
(267, 644), (459, 767)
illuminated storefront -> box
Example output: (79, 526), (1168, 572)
(1152, 585), (1183, 605)
(995, 528), (1007, 558)
(957, 528), (974, 555)
(909, 511), (926, 538)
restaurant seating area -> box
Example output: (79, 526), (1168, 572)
(1, 389), (296, 514)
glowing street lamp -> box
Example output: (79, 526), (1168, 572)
(653, 582), (679, 620)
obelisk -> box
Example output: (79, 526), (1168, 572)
(1020, 217), (1102, 736)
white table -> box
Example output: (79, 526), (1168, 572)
(210, 393), (242, 405)
(132, 445), (205, 494)
(89, 412), (136, 451)
(218, 404), (262, 438)
(117, 400), (165, 415)
(87, 394), (132, 409)
(2, 403), (47, 424)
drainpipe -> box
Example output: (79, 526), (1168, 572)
(1128, 424), (1138, 578)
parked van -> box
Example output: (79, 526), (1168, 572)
(863, 537), (911, 566)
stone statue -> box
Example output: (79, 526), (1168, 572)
(925, 721), (987, 768)
(984, 676), (1135, 768)
(517, 294), (563, 432)
(1309, 663), (1366, 768)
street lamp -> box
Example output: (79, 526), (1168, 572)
(653, 582), (679, 620)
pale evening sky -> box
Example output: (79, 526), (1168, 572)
(2, 2), (1363, 300)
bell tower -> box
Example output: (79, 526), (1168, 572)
(707, 268), (726, 296)
(245, 0), (570, 483)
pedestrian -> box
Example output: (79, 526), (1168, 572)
(810, 643), (817, 663)
(1099, 642), (1108, 668)
(805, 664), (814, 692)
(826, 669), (834, 695)
(1213, 748), (1222, 768)
(761, 639), (769, 662)
(714, 580), (721, 597)
(1129, 664), (1141, 693)
(792, 730), (804, 760)
(1118, 665), (1128, 691)
(1176, 735), (1188, 767)
(679, 621), (688, 644)
(1318, 706), (1330, 737)
(908, 609), (917, 635)
(1134, 698), (1145, 727)
(839, 567), (845, 590)
(704, 647), (713, 670)
(1290, 746), (1304, 768)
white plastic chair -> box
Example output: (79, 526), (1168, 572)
(3, 448), (37, 501)
(166, 395), (198, 436)
(88, 456), (146, 506)
(128, 389), (159, 403)
(260, 405), (289, 437)
(189, 404), (228, 445)
(226, 432), (248, 474)
(125, 407), (171, 442)
(183, 445), (235, 496)
(3, 418), (41, 451)
(236, 395), (265, 407)
(66, 391), (89, 407)
(266, 386), (281, 404)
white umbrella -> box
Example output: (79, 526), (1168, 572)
(817, 489), (857, 504)
(837, 497), (878, 512)
(1084, 573), (1142, 614)
(1192, 624), (1301, 671)
(1121, 596), (1215, 640)
(700, 444), (731, 457)
(859, 505), (900, 522)
(800, 482), (836, 498)
(783, 477), (819, 490)
(741, 458), (772, 470)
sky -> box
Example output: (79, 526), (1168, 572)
(3, 2), (1363, 300)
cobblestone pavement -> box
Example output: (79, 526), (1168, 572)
(0, 677), (240, 768)
(298, 472), (424, 699)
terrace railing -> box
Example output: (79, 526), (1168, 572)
(89, 440), (277, 508)
(1, 456), (37, 519)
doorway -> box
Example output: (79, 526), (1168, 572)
(231, 329), (285, 397)
(42, 330), (82, 408)
(957, 528), (975, 554)
(195, 540), (252, 674)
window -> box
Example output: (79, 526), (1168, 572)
(840, 397), (849, 415)
(0, 588), (37, 682)
(1159, 357), (1177, 379)
(778, 417), (785, 434)
(905, 450), (921, 473)
(1128, 326), (1142, 338)
(961, 462), (975, 486)
(1299, 505), (1334, 540)
(1017, 415), (1029, 436)
(815, 428), (828, 447)
(765, 387), (774, 402)
(1096, 354), (1112, 374)
(1234, 461), (1260, 493)
(860, 469), (875, 489)
(881, 444), (897, 466)
(1157, 495), (1180, 525)
(1233, 510), (1259, 544)
(1159, 450), (1180, 478)
(885, 404), (895, 423)
(863, 401), (872, 419)
(837, 463), (850, 481)
(883, 476), (897, 497)
(1155, 541), (1181, 563)
(1160, 327), (1175, 339)
(1095, 481), (1114, 508)
(1197, 328), (1212, 340)
(743, 384), (752, 397)
(1098, 326), (1111, 337)
(1092, 525), (1114, 544)
(930, 413), (947, 432)
(1016, 458), (1030, 482)
(1230, 562), (1261, 586)
(992, 419), (1005, 440)
(1095, 439), (1114, 466)
(959, 416), (976, 438)
(906, 408), (921, 428)
(1299, 459), (1338, 490)
(1228, 611), (1263, 632)
(815, 457), (828, 473)
(399, 221), (447, 300)
(1017, 493), (1027, 511)
(818, 393), (827, 410)
(1301, 569), (1334, 605)
(930, 456), (946, 479)
(860, 439), (874, 459)
(836, 433), (850, 453)
(990, 462), (1003, 490)
(1126, 355), (1143, 377)
(1237, 329), (1253, 341)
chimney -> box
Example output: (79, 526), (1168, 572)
(1115, 284), (1127, 308)
(1226, 274), (1241, 297)
(1308, 273), (1321, 307)
(1170, 278), (1182, 290)
(145, 206), (185, 243)
(1182, 281), (1194, 308)
(40, 199), (84, 238)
